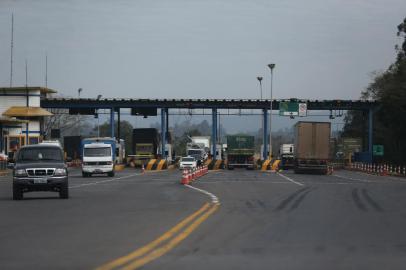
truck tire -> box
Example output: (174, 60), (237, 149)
(108, 171), (115, 177)
(59, 183), (69, 199)
(13, 184), (23, 200)
(82, 172), (87, 177)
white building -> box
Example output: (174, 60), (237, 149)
(0, 87), (56, 157)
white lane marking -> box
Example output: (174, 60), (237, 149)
(184, 184), (220, 204)
(277, 172), (304, 186)
(69, 173), (143, 189)
(333, 173), (372, 183)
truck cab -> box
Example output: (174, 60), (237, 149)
(81, 142), (115, 177)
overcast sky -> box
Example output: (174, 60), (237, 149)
(0, 0), (405, 132)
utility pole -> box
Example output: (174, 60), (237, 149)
(10, 13), (14, 88)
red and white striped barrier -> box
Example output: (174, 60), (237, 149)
(350, 162), (406, 177)
(180, 165), (209, 185)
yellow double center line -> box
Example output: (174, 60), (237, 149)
(96, 202), (219, 270)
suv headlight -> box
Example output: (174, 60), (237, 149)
(54, 168), (67, 176)
(14, 169), (27, 177)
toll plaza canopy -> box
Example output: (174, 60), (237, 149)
(41, 97), (378, 162)
(41, 98), (377, 110)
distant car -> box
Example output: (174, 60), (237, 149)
(179, 156), (197, 170)
(11, 144), (69, 200)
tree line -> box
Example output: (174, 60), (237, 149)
(342, 17), (406, 164)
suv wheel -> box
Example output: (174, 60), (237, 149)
(108, 171), (115, 177)
(13, 184), (23, 200)
(59, 183), (69, 199)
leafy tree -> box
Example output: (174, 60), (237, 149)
(94, 120), (133, 154)
(173, 129), (201, 157)
(342, 17), (406, 163)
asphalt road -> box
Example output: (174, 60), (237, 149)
(1, 168), (406, 269)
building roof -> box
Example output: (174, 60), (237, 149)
(2, 106), (53, 117)
(0, 86), (57, 94)
(0, 116), (29, 124)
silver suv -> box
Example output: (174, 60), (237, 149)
(12, 144), (69, 200)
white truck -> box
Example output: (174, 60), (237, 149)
(81, 139), (115, 177)
(191, 136), (210, 158)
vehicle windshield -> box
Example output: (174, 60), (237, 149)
(181, 157), (195, 162)
(136, 145), (153, 153)
(84, 147), (111, 157)
(187, 150), (202, 155)
(17, 147), (63, 162)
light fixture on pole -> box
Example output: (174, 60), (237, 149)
(267, 63), (275, 159)
(257, 76), (263, 100)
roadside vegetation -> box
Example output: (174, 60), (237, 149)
(342, 17), (406, 164)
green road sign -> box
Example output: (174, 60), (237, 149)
(373, 145), (384, 156)
(279, 101), (307, 117)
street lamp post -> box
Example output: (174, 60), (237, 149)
(267, 64), (275, 159)
(257, 76), (263, 100)
(257, 76), (265, 159)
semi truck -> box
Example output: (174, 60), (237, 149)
(279, 144), (294, 169)
(294, 121), (331, 174)
(127, 128), (159, 167)
(226, 135), (255, 170)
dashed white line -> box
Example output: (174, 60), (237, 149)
(184, 184), (220, 204)
(277, 172), (304, 186)
(69, 173), (143, 189)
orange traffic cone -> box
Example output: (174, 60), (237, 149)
(181, 169), (189, 185)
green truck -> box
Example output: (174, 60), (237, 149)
(226, 135), (255, 170)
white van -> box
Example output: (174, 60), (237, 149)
(82, 142), (114, 177)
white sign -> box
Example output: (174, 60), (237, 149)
(298, 103), (307, 117)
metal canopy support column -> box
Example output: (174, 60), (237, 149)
(165, 108), (169, 142)
(263, 109), (268, 160)
(110, 108), (115, 138)
(368, 108), (373, 162)
(161, 108), (166, 159)
(212, 108), (217, 160)
(117, 108), (121, 140)
(0, 124), (3, 153)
